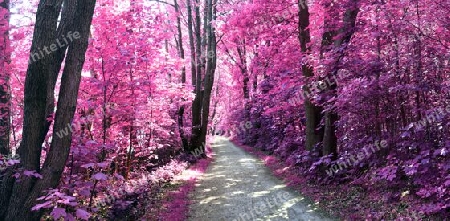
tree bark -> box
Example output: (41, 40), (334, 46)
(1, 4), (65, 218)
(190, 0), (203, 152)
(187, 0), (196, 88)
(0, 0), (96, 219)
(237, 43), (249, 99)
(298, 0), (323, 151)
(210, 74), (220, 135)
(188, 0), (217, 155)
(322, 111), (338, 156)
(199, 0), (217, 151)
(42, 0), (77, 145)
(174, 0), (189, 151)
(0, 0), (10, 156)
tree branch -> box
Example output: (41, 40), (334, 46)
(148, 0), (175, 8)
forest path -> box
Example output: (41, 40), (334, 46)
(187, 137), (335, 221)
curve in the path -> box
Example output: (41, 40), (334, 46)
(188, 137), (335, 221)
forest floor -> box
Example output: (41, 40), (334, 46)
(187, 137), (335, 221)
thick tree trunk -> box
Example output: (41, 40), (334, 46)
(188, 0), (217, 155)
(186, 0), (196, 153)
(199, 0), (217, 152)
(0, 0), (96, 220)
(298, 0), (323, 151)
(1, 2), (65, 218)
(322, 112), (338, 156)
(43, 0), (78, 145)
(174, 0), (189, 151)
(0, 0), (10, 156)
(190, 0), (203, 152)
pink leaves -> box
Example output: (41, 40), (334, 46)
(12, 32), (25, 40)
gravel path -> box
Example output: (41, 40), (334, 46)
(187, 137), (335, 221)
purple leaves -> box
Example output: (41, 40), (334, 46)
(12, 170), (43, 180)
(404, 163), (419, 176)
(23, 170), (43, 179)
(75, 209), (91, 220)
(92, 172), (108, 181)
(32, 188), (91, 220)
(46, 207), (90, 220)
(50, 208), (66, 220)
(444, 178), (450, 187)
(376, 166), (398, 181)
(31, 201), (52, 211)
(81, 161), (109, 169)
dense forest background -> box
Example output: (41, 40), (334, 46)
(0, 0), (449, 220)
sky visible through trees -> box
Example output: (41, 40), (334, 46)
(0, 0), (449, 220)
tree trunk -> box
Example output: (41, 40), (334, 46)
(252, 75), (257, 94)
(199, 0), (217, 152)
(187, 0), (196, 88)
(174, 0), (189, 151)
(298, 0), (323, 151)
(237, 44), (249, 99)
(190, 0), (204, 152)
(0, 0), (10, 156)
(0, 0), (96, 219)
(322, 3), (359, 157)
(322, 112), (338, 156)
(1, 2), (65, 218)
(43, 0), (78, 146)
(186, 0), (196, 153)
(188, 0), (217, 155)
(210, 75), (220, 135)
(319, 3), (338, 157)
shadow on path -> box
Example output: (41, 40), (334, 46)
(188, 137), (335, 221)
